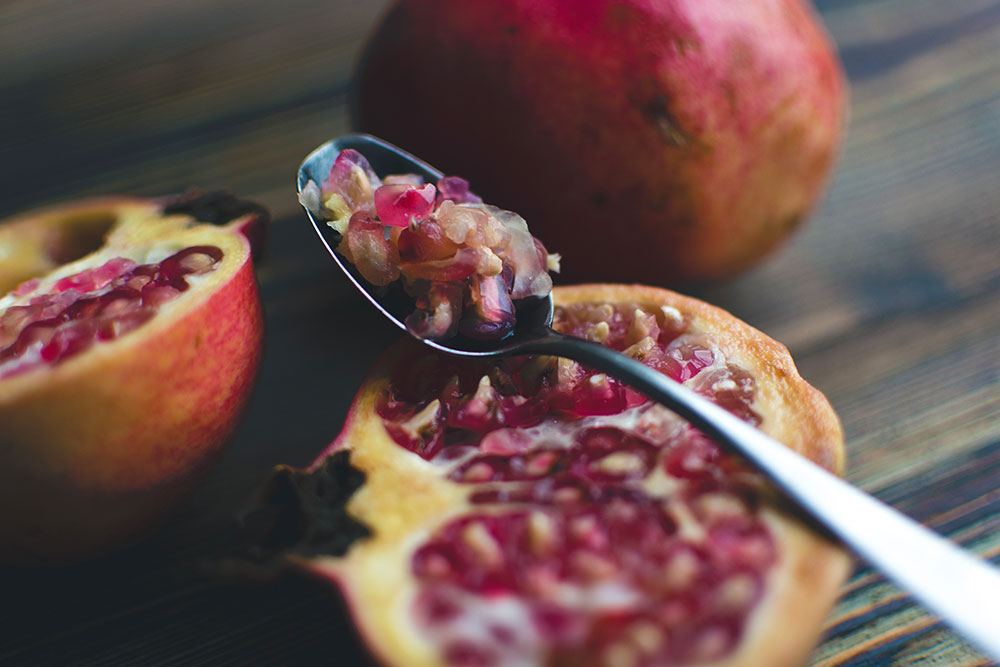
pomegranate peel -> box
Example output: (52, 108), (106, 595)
(0, 194), (266, 563)
(246, 284), (848, 666)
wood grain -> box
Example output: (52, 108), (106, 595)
(0, 0), (997, 665)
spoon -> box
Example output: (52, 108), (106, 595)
(299, 133), (1000, 659)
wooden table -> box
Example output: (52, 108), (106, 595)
(1, 0), (997, 664)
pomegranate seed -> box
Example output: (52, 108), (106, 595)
(141, 285), (182, 307)
(415, 587), (462, 624)
(683, 624), (736, 662)
(707, 522), (775, 570)
(589, 452), (648, 479)
(568, 514), (608, 550)
(625, 308), (660, 347)
(551, 484), (586, 505)
(443, 640), (497, 667)
(601, 641), (641, 667)
(523, 450), (562, 477)
(436, 176), (482, 205)
(93, 257), (137, 287)
(97, 289), (143, 318)
(663, 433), (721, 480)
(693, 492), (749, 522)
(460, 521), (504, 568)
(13, 279), (40, 296)
(413, 545), (455, 579)
(54, 269), (97, 293)
(629, 621), (666, 655)
(659, 548), (701, 593)
(532, 604), (583, 641)
(374, 182), (436, 228)
(461, 461), (497, 483)
(97, 310), (154, 341)
(522, 564), (560, 596)
(586, 321), (610, 343)
(570, 551), (618, 582)
(344, 213), (402, 286)
(713, 573), (760, 615)
(125, 274), (153, 290)
(525, 511), (556, 557)
(479, 428), (533, 455)
(175, 251), (219, 274)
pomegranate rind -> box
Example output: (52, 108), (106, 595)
(0, 198), (264, 563)
(0, 197), (160, 295)
(293, 284), (848, 667)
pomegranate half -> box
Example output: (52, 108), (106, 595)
(0, 193), (266, 563)
(246, 284), (849, 666)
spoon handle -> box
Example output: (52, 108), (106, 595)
(516, 329), (1000, 659)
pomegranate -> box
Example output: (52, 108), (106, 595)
(354, 0), (847, 284)
(0, 192), (266, 563)
(299, 149), (558, 339)
(245, 284), (849, 666)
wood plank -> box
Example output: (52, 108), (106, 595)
(0, 0), (997, 665)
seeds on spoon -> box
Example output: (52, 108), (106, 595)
(299, 149), (559, 340)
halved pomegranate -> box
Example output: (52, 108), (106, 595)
(246, 284), (849, 666)
(0, 193), (266, 563)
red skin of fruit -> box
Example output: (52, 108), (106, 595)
(355, 0), (847, 284)
(0, 197), (265, 564)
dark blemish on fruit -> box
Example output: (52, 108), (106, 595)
(644, 96), (690, 148)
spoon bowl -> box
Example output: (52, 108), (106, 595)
(298, 133), (1000, 660)
(297, 133), (555, 355)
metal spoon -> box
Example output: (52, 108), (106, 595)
(298, 133), (1000, 659)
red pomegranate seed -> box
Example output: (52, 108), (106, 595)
(92, 257), (138, 287)
(141, 285), (183, 307)
(97, 310), (154, 341)
(40, 320), (96, 363)
(415, 587), (462, 624)
(374, 182), (437, 228)
(443, 641), (498, 667)
(532, 603), (585, 642)
(436, 176), (482, 206)
(321, 149), (381, 215)
(479, 428), (534, 455)
(13, 279), (39, 296)
(663, 432), (721, 481)
(54, 269), (97, 293)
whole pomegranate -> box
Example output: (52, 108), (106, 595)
(246, 284), (849, 666)
(354, 0), (846, 284)
(0, 192), (266, 563)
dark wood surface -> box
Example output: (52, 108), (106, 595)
(1, 0), (998, 665)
